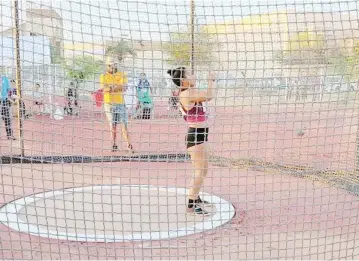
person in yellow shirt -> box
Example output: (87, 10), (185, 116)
(100, 58), (134, 152)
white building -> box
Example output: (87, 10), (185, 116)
(1, 8), (64, 62)
(0, 36), (51, 67)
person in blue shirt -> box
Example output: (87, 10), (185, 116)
(135, 73), (153, 119)
(1, 76), (15, 139)
(9, 79), (27, 119)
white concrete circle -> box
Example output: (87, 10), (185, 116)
(0, 185), (235, 242)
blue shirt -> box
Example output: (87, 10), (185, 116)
(137, 79), (153, 106)
(1, 76), (11, 101)
(137, 79), (150, 90)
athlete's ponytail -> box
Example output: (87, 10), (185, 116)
(167, 67), (186, 87)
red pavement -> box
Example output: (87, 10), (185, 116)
(0, 162), (358, 259)
(0, 98), (358, 259)
(0, 99), (357, 171)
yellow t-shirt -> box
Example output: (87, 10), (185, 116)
(100, 72), (128, 104)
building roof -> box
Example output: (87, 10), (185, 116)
(62, 40), (164, 58)
(26, 8), (62, 20)
(203, 10), (359, 36)
(0, 23), (27, 35)
(0, 8), (62, 36)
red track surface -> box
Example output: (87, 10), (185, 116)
(0, 162), (358, 259)
(1, 99), (357, 171)
(0, 98), (359, 259)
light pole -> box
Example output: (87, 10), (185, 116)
(190, 0), (195, 74)
(13, 0), (25, 157)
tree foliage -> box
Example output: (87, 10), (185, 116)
(163, 29), (216, 66)
(277, 30), (359, 81)
(105, 40), (136, 62)
(280, 30), (327, 64)
(61, 55), (103, 84)
(331, 38), (359, 81)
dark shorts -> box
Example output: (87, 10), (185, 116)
(111, 104), (128, 125)
(169, 96), (179, 106)
(186, 127), (209, 149)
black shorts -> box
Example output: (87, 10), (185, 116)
(169, 96), (179, 106)
(186, 127), (209, 149)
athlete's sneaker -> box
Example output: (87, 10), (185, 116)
(186, 205), (211, 216)
(195, 197), (211, 207)
(7, 135), (16, 140)
(112, 144), (118, 152)
(127, 144), (134, 154)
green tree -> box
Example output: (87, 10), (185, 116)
(105, 40), (136, 63)
(163, 30), (216, 66)
(328, 38), (359, 173)
(281, 30), (327, 65)
(331, 39), (359, 82)
(62, 55), (103, 84)
(277, 30), (328, 101)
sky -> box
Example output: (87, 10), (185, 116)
(0, 0), (358, 44)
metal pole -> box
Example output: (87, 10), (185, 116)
(190, 0), (195, 73)
(13, 0), (25, 156)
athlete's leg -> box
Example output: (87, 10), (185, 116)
(118, 104), (134, 153)
(187, 142), (209, 200)
(185, 128), (210, 216)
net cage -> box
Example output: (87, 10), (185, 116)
(0, 0), (359, 259)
